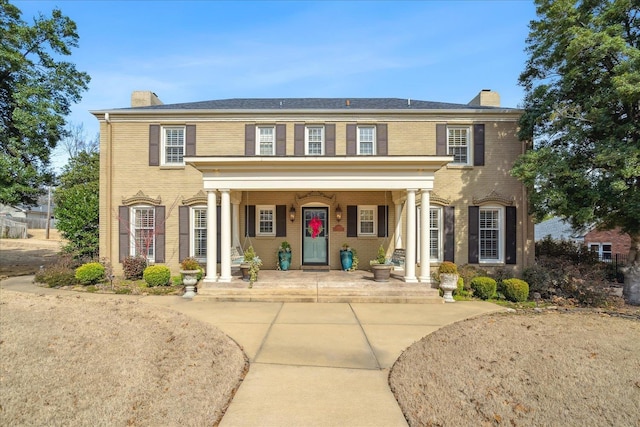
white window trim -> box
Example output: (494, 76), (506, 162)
(479, 205), (504, 263)
(130, 205), (155, 261)
(430, 206), (443, 263)
(191, 206), (207, 262)
(357, 205), (377, 236)
(447, 126), (472, 166)
(305, 125), (325, 156)
(589, 242), (613, 261)
(357, 125), (376, 155)
(256, 125), (275, 156)
(161, 126), (186, 166)
(256, 205), (276, 236)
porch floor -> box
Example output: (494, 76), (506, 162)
(198, 269), (443, 303)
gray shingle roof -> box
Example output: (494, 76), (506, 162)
(125, 98), (511, 111)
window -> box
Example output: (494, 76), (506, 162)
(358, 205), (376, 236)
(479, 207), (503, 262)
(192, 207), (207, 260)
(358, 126), (375, 155)
(447, 126), (470, 164)
(131, 206), (155, 260)
(162, 126), (185, 165)
(430, 207), (442, 262)
(306, 126), (324, 155)
(589, 243), (612, 261)
(257, 205), (275, 236)
(257, 126), (275, 155)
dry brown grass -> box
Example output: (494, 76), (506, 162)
(390, 311), (640, 427)
(0, 291), (248, 426)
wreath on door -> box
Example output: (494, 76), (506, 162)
(308, 217), (323, 239)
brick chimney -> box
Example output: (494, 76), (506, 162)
(468, 89), (500, 107)
(131, 91), (163, 107)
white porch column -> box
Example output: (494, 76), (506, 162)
(404, 189), (418, 282)
(219, 189), (232, 282)
(394, 202), (403, 249)
(419, 190), (431, 283)
(205, 190), (218, 282)
(230, 191), (242, 248)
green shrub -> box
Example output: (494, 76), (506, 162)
(75, 262), (105, 285)
(502, 278), (530, 302)
(143, 265), (171, 287)
(470, 276), (497, 300)
(123, 256), (147, 280)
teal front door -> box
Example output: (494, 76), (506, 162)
(302, 207), (328, 265)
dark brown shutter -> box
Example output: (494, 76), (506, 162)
(276, 205), (287, 237)
(505, 206), (517, 264)
(294, 124), (304, 156)
(185, 125), (196, 157)
(376, 124), (388, 155)
(325, 124), (336, 156)
(346, 124), (357, 155)
(179, 206), (189, 262)
(149, 125), (160, 166)
(473, 124), (485, 166)
(377, 205), (388, 237)
(245, 205), (256, 237)
(468, 206), (479, 263)
(245, 124), (255, 156)
(276, 124), (286, 156)
(444, 206), (455, 262)
(118, 206), (129, 262)
(346, 205), (357, 237)
(155, 206), (166, 263)
(436, 124), (447, 156)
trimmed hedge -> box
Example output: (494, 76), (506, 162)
(75, 262), (105, 285)
(502, 278), (530, 302)
(470, 276), (497, 300)
(143, 265), (171, 287)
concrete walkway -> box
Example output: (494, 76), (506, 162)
(1, 276), (504, 426)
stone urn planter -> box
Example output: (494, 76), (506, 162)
(180, 270), (199, 299)
(438, 261), (459, 303)
(371, 264), (393, 282)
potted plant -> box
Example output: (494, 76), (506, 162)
(180, 257), (201, 299)
(438, 261), (459, 303)
(241, 246), (262, 287)
(340, 243), (353, 271)
(370, 245), (393, 282)
(277, 241), (292, 271)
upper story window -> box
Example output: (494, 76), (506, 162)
(257, 205), (276, 236)
(447, 126), (471, 165)
(306, 126), (324, 155)
(162, 126), (185, 165)
(358, 205), (377, 236)
(257, 126), (275, 156)
(131, 206), (155, 260)
(479, 206), (503, 263)
(358, 126), (376, 155)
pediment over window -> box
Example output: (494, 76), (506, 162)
(182, 190), (208, 206)
(429, 192), (452, 206)
(122, 190), (162, 206)
(473, 190), (514, 206)
(294, 191), (337, 207)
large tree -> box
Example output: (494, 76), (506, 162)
(512, 0), (640, 303)
(0, 0), (90, 206)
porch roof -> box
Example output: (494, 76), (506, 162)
(185, 155), (452, 191)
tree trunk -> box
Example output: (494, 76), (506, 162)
(623, 233), (640, 306)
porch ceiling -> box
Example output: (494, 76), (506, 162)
(185, 156), (452, 191)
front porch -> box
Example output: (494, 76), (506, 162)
(197, 269), (443, 303)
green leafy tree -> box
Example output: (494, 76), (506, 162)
(512, 0), (640, 303)
(0, 0), (90, 206)
(54, 151), (99, 259)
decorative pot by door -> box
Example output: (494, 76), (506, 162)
(302, 207), (328, 265)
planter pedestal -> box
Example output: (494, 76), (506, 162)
(439, 273), (458, 303)
(180, 270), (199, 299)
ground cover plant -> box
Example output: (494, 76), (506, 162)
(0, 291), (248, 426)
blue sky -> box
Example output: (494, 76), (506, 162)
(14, 0), (537, 168)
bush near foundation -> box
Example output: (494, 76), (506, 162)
(123, 256), (147, 280)
(470, 277), (497, 300)
(502, 278), (530, 302)
(75, 262), (105, 285)
(143, 265), (171, 287)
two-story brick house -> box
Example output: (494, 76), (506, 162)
(91, 89), (534, 286)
